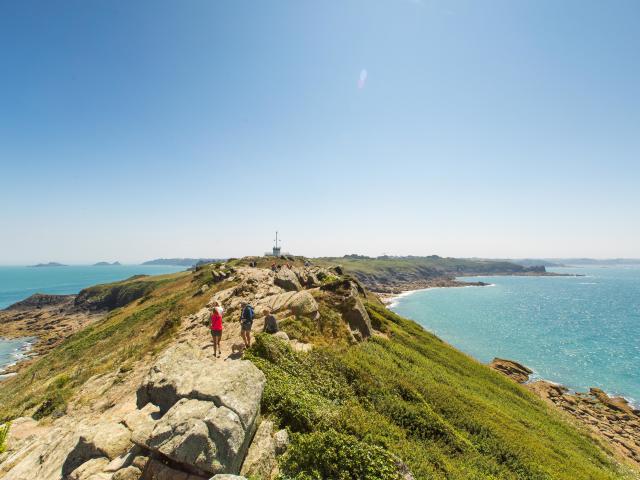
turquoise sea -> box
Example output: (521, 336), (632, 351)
(391, 266), (640, 406)
(0, 264), (186, 374)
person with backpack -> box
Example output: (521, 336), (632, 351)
(240, 302), (255, 348)
(210, 301), (224, 358)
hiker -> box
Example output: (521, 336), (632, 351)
(263, 308), (278, 334)
(210, 301), (224, 358)
(271, 262), (277, 272)
(240, 302), (255, 348)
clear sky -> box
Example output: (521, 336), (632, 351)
(1, 0), (639, 264)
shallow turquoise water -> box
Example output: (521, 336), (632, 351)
(0, 264), (186, 372)
(391, 267), (640, 405)
(0, 265), (186, 309)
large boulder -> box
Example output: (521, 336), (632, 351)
(135, 398), (246, 476)
(240, 420), (277, 479)
(273, 269), (301, 292)
(341, 295), (373, 340)
(134, 344), (265, 476)
(258, 291), (319, 319)
(136, 344), (265, 430)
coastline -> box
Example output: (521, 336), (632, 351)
(489, 358), (640, 467)
(0, 336), (35, 379)
(378, 280), (493, 307)
(383, 277), (640, 468)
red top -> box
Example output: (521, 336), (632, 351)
(210, 309), (223, 331)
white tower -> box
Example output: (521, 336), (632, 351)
(272, 231), (281, 257)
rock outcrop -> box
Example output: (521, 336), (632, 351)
(239, 420), (277, 479)
(488, 358), (533, 384)
(492, 359), (640, 468)
(4, 294), (75, 311)
(273, 269), (301, 292)
(134, 344), (265, 476)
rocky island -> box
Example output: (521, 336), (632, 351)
(0, 257), (635, 479)
(93, 262), (122, 266)
(30, 262), (67, 268)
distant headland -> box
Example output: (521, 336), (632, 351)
(93, 261), (121, 266)
(142, 258), (222, 267)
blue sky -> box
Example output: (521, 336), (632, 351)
(1, 0), (639, 263)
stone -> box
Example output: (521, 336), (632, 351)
(135, 399), (227, 475)
(124, 404), (159, 446)
(210, 475), (247, 480)
(136, 344), (265, 430)
(90, 423), (133, 460)
(273, 331), (290, 342)
(286, 291), (319, 318)
(131, 456), (149, 471)
(144, 459), (189, 480)
(240, 420), (276, 479)
(273, 429), (289, 455)
(112, 466), (142, 480)
(341, 294), (372, 339)
(103, 448), (139, 472)
(69, 457), (110, 480)
(134, 345), (265, 476)
(273, 269), (302, 292)
(488, 358), (533, 383)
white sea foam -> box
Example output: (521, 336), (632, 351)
(387, 283), (494, 308)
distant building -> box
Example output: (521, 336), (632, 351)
(267, 231), (282, 257)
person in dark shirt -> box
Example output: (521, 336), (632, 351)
(263, 309), (278, 334)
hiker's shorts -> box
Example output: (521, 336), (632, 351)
(241, 321), (253, 332)
(210, 329), (222, 338)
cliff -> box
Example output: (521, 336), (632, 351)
(0, 258), (635, 479)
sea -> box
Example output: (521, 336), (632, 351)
(0, 264), (186, 376)
(391, 266), (640, 407)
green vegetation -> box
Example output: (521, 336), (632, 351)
(315, 255), (544, 287)
(280, 430), (404, 480)
(74, 277), (164, 311)
(247, 302), (627, 480)
(0, 423), (9, 454)
(0, 270), (215, 422)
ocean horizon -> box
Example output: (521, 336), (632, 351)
(391, 266), (640, 407)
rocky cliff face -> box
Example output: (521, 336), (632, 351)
(0, 261), (378, 480)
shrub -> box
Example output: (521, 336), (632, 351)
(280, 430), (404, 480)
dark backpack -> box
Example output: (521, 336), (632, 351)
(242, 305), (254, 322)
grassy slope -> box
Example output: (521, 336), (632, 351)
(248, 299), (629, 480)
(0, 270), (222, 421)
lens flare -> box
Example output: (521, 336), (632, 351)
(358, 69), (368, 89)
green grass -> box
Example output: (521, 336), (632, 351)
(247, 302), (629, 480)
(0, 423), (9, 454)
(0, 271), (214, 422)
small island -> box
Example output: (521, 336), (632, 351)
(30, 262), (67, 268)
(93, 261), (121, 266)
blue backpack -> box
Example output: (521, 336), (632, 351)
(242, 305), (254, 322)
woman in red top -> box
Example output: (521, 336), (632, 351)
(210, 301), (224, 357)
